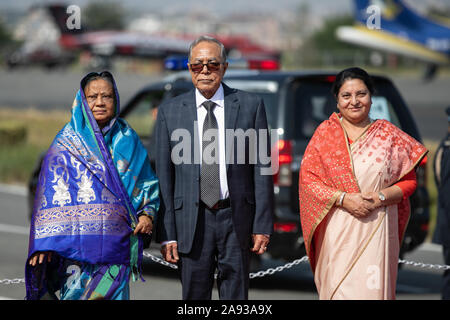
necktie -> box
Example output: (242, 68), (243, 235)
(200, 100), (220, 208)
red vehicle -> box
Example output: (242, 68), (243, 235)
(8, 4), (280, 71)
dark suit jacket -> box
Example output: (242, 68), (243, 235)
(155, 83), (274, 254)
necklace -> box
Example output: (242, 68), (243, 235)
(340, 117), (373, 142)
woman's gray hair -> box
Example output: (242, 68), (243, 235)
(188, 35), (227, 63)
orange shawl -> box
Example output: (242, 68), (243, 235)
(299, 113), (428, 272)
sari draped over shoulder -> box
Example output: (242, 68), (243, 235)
(25, 73), (159, 300)
(299, 112), (427, 299)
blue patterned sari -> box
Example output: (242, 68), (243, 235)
(25, 72), (159, 300)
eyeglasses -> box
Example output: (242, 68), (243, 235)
(189, 61), (223, 73)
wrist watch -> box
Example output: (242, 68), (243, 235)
(378, 191), (386, 201)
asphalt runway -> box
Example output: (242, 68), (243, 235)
(0, 185), (446, 301)
(392, 75), (449, 142)
(0, 68), (448, 141)
(0, 68), (159, 111)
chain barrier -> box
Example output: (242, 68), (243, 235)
(142, 252), (310, 279)
(249, 256), (309, 279)
(0, 278), (25, 285)
(143, 251), (179, 269)
(398, 259), (450, 271)
(2, 253), (450, 285)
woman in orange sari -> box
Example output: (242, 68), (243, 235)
(299, 67), (427, 300)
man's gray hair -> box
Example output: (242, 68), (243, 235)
(188, 35), (227, 63)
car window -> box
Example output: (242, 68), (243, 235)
(125, 91), (164, 138)
(368, 96), (401, 127)
(224, 79), (278, 129)
(286, 81), (336, 140)
(286, 80), (403, 140)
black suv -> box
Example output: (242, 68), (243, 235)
(28, 70), (430, 262)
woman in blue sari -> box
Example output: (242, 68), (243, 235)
(25, 71), (159, 300)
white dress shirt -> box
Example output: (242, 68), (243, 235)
(195, 84), (229, 200)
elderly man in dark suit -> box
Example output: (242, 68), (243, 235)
(155, 35), (274, 300)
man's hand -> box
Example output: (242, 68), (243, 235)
(251, 234), (270, 255)
(161, 242), (179, 263)
(134, 215), (153, 235)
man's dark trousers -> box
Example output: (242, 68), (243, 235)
(178, 203), (250, 300)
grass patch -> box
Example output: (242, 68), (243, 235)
(0, 108), (69, 185)
(0, 143), (42, 183)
